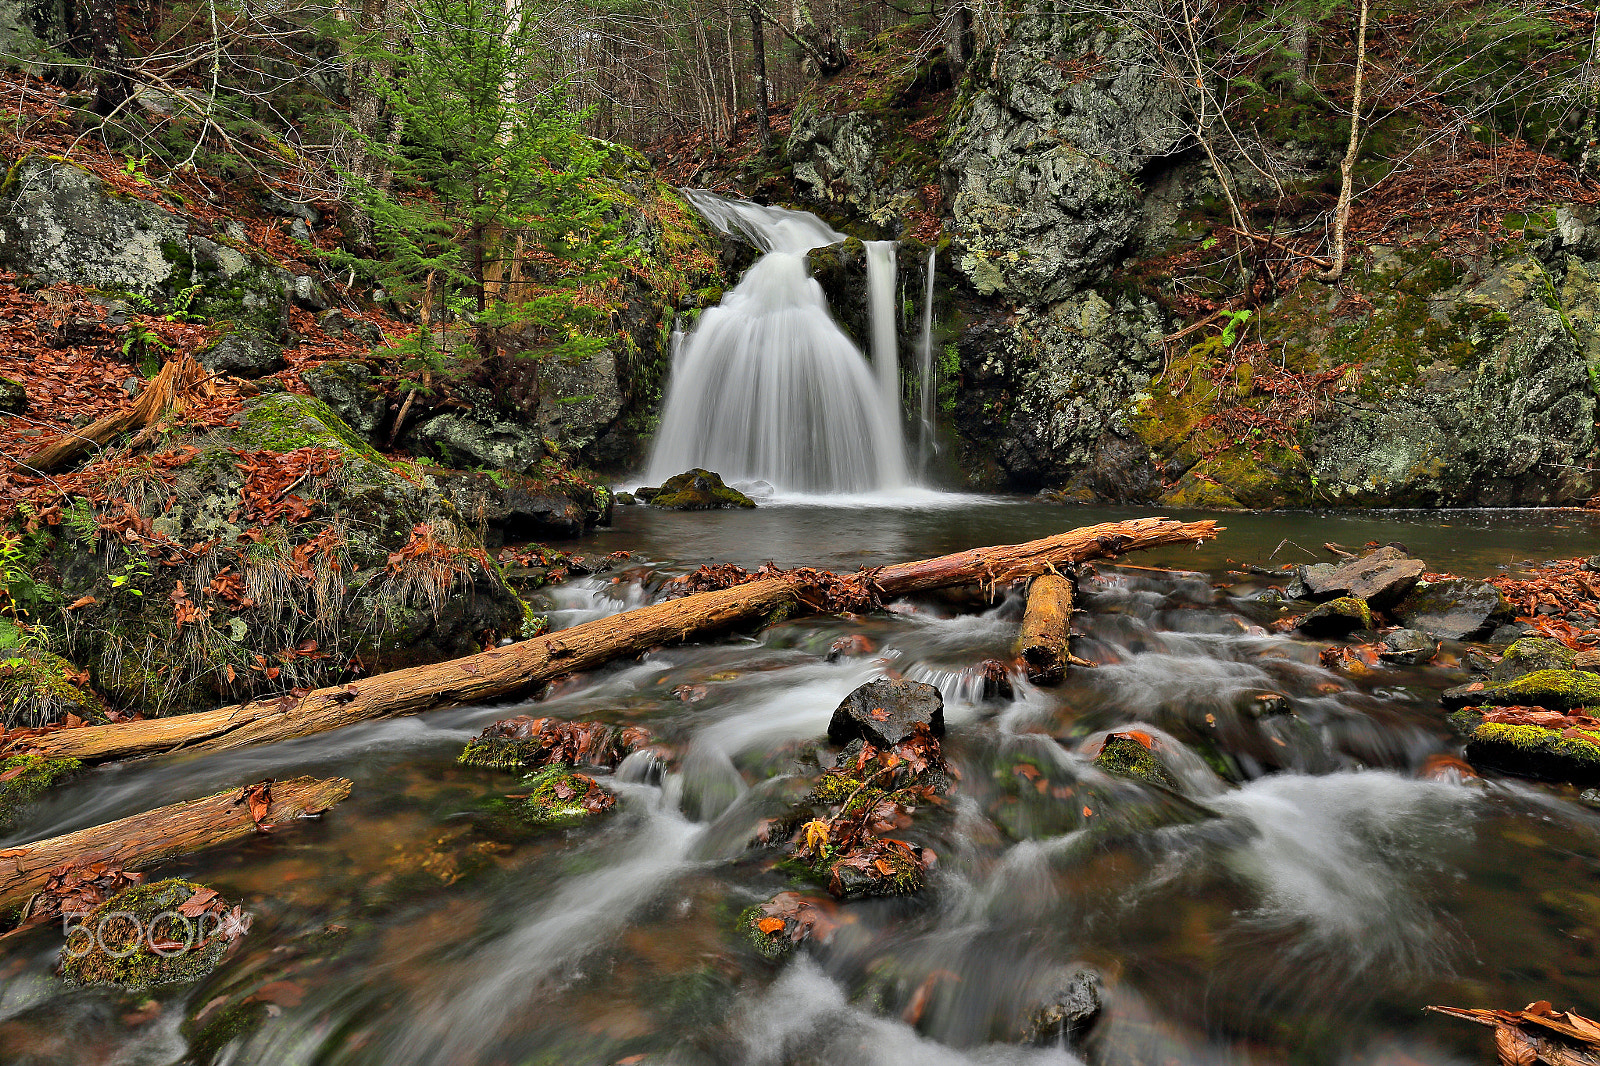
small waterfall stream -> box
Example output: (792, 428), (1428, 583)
(917, 245), (937, 476)
(646, 191), (909, 494)
(864, 239), (901, 456)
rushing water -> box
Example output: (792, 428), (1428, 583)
(916, 246), (938, 479)
(646, 192), (909, 493)
(5, 501), (1600, 1066)
(864, 239), (901, 455)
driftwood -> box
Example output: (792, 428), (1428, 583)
(15, 355), (212, 475)
(0, 776), (352, 908)
(5, 518), (1219, 765)
(1015, 574), (1074, 685)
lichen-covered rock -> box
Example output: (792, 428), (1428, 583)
(43, 392), (523, 715)
(640, 468), (756, 510)
(1093, 732), (1179, 790)
(300, 359), (388, 441)
(0, 159), (290, 333)
(827, 677), (944, 747)
(58, 878), (246, 991)
(517, 764), (616, 826)
(1444, 669), (1600, 711)
(0, 753), (80, 829)
(1395, 579), (1514, 640)
(1465, 720), (1600, 784)
(405, 409), (549, 474)
(197, 328), (286, 378)
(1021, 969), (1104, 1048)
(433, 468), (609, 544)
(1295, 596), (1375, 637)
(1491, 637), (1577, 681)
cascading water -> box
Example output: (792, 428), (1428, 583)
(916, 245), (938, 476)
(645, 190), (909, 494)
(864, 240), (901, 455)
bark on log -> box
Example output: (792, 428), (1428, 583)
(0, 776), (352, 908)
(6, 518), (1219, 764)
(16, 356), (210, 474)
(1015, 573), (1074, 685)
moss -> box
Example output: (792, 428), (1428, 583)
(0, 754), (80, 829)
(1467, 721), (1600, 784)
(1094, 735), (1179, 790)
(1493, 638), (1576, 680)
(1296, 596), (1375, 636)
(0, 653), (101, 729)
(58, 879), (236, 991)
(738, 904), (794, 961)
(232, 393), (386, 465)
(518, 765), (615, 827)
(642, 468), (756, 510)
(818, 845), (924, 900)
(1465, 669), (1600, 711)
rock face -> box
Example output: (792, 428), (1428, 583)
(827, 678), (945, 747)
(45, 393), (524, 715)
(1395, 579), (1514, 640)
(0, 159), (290, 334)
(406, 406), (549, 474)
(1300, 547), (1425, 607)
(434, 469), (609, 544)
(301, 360), (388, 441)
(197, 328), (286, 378)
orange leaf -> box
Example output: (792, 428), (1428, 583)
(755, 917), (785, 935)
(66, 595), (97, 610)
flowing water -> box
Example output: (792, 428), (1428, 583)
(864, 240), (901, 452)
(6, 500), (1600, 1066)
(645, 193), (908, 493)
(916, 246), (938, 478)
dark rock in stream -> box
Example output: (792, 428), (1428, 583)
(1299, 546), (1425, 607)
(1443, 669), (1600, 710)
(1021, 969), (1104, 1049)
(1093, 733), (1180, 791)
(827, 678), (945, 747)
(1464, 718), (1600, 786)
(1491, 637), (1576, 680)
(1378, 628), (1438, 665)
(1295, 596), (1374, 637)
(638, 468), (756, 510)
(459, 716), (654, 772)
(516, 765), (616, 826)
(1394, 578), (1515, 640)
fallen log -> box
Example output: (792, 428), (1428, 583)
(1015, 573), (1074, 685)
(5, 518), (1219, 765)
(0, 776), (351, 908)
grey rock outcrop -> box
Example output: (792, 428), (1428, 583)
(1394, 579), (1514, 640)
(197, 328), (286, 378)
(301, 360), (388, 441)
(828, 678), (945, 747)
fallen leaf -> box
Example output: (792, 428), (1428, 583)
(755, 917), (785, 935)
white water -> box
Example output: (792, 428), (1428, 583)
(865, 239), (902, 455)
(917, 245), (938, 476)
(646, 190), (909, 494)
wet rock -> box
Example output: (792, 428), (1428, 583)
(459, 715), (653, 772)
(197, 328), (286, 378)
(640, 468), (756, 510)
(615, 491), (638, 505)
(433, 468), (608, 544)
(0, 374), (25, 412)
(1093, 732), (1179, 790)
(741, 892), (840, 961)
(1295, 596), (1375, 637)
(981, 658), (1015, 700)
(1378, 628), (1438, 665)
(300, 359), (387, 440)
(1021, 969), (1103, 1049)
(827, 677), (945, 747)
(1241, 692), (1293, 718)
(1488, 623), (1534, 644)
(825, 633), (875, 662)
(1580, 788), (1600, 809)
(0, 753), (80, 829)
(1299, 546), (1425, 607)
(1464, 720), (1600, 785)
(517, 764), (616, 826)
(1491, 637), (1576, 681)
(1393, 579), (1515, 640)
(58, 878), (248, 991)
(1443, 669), (1600, 710)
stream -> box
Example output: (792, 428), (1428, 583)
(4, 498), (1600, 1065)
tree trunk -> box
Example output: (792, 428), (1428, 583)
(14, 356), (211, 475)
(943, 0), (971, 80)
(80, 0), (130, 115)
(750, 1), (772, 150)
(1014, 573), (1073, 685)
(1286, 17), (1310, 83)
(6, 519), (1220, 765)
(1318, 0), (1369, 283)
(0, 777), (352, 908)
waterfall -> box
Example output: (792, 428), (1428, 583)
(917, 246), (937, 477)
(646, 190), (909, 495)
(864, 240), (900, 457)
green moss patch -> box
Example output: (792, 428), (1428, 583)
(0, 754), (81, 830)
(1443, 669), (1600, 711)
(1492, 638), (1577, 680)
(518, 765), (616, 827)
(1094, 734), (1179, 790)
(639, 469), (756, 510)
(58, 879), (245, 991)
(1466, 720), (1600, 785)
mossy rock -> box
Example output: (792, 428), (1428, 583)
(0, 652), (102, 729)
(1093, 734), (1180, 790)
(518, 765), (616, 827)
(821, 844), (924, 900)
(738, 904), (795, 961)
(0, 375), (25, 413)
(1491, 638), (1577, 681)
(0, 753), (80, 830)
(1465, 720), (1600, 785)
(231, 391), (385, 464)
(1295, 596), (1375, 637)
(639, 469), (755, 510)
(1443, 669), (1600, 711)
(58, 879), (240, 991)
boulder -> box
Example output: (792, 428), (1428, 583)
(406, 410), (548, 474)
(1490, 637), (1576, 681)
(1295, 596), (1374, 637)
(197, 328), (286, 378)
(301, 359), (388, 440)
(1093, 732), (1179, 790)
(433, 469), (609, 544)
(1299, 546), (1425, 607)
(58, 878), (245, 991)
(1378, 628), (1438, 665)
(1021, 969), (1104, 1048)
(640, 469), (756, 510)
(827, 678), (944, 748)
(1465, 720), (1600, 785)
(1394, 579), (1515, 640)
(1443, 669), (1600, 711)
(0, 159), (290, 333)
(0, 374), (25, 412)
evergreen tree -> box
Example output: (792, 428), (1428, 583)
(343, 0), (629, 385)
